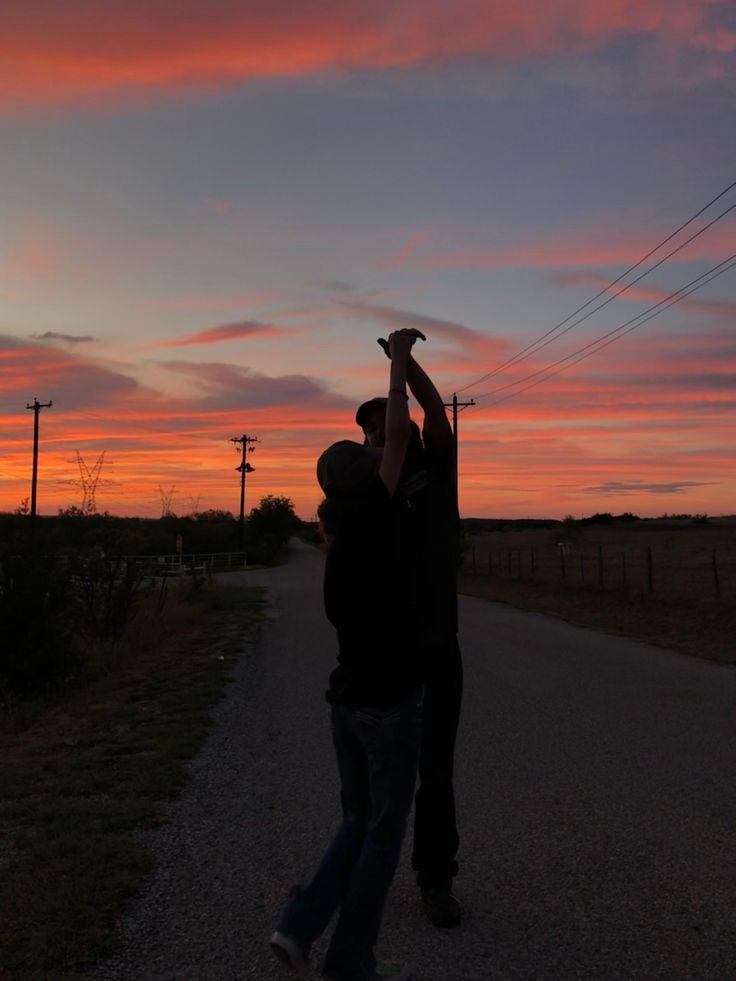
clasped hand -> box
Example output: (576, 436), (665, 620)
(379, 327), (427, 360)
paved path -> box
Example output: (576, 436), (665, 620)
(100, 539), (736, 981)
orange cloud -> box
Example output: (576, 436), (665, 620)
(0, 1), (728, 110)
(1, 328), (734, 520)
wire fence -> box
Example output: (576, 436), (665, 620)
(463, 541), (735, 602)
(116, 551), (249, 578)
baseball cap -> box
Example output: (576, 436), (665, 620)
(355, 397), (387, 428)
(316, 440), (379, 494)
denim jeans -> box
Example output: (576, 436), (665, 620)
(278, 688), (422, 981)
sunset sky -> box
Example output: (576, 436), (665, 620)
(1, 0), (734, 520)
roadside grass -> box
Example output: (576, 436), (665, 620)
(459, 571), (736, 665)
(0, 579), (265, 980)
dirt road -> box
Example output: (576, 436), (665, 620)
(100, 538), (736, 980)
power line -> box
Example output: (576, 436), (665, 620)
(469, 202), (734, 390)
(455, 179), (736, 395)
(472, 254), (736, 408)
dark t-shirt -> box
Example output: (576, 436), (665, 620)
(323, 476), (422, 708)
(402, 426), (459, 643)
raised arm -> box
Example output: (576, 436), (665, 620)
(378, 332), (451, 448)
(378, 331), (414, 496)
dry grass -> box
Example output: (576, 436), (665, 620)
(460, 572), (735, 665)
(0, 580), (265, 980)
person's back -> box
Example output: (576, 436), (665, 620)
(320, 475), (421, 708)
(401, 428), (458, 645)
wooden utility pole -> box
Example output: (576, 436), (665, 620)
(230, 434), (259, 548)
(26, 397), (53, 518)
(443, 393), (475, 503)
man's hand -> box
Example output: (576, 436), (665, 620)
(380, 327), (426, 359)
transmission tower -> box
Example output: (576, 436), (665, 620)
(159, 484), (176, 517)
(76, 451), (106, 515)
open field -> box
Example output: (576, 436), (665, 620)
(0, 580), (264, 980)
(460, 519), (736, 664)
(464, 518), (736, 602)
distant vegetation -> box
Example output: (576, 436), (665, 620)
(0, 495), (300, 699)
(461, 512), (727, 533)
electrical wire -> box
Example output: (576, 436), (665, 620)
(472, 255), (736, 408)
(454, 179), (736, 395)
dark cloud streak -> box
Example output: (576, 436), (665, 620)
(159, 360), (350, 411)
(30, 331), (95, 343)
(582, 480), (718, 495)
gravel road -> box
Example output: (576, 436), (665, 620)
(98, 538), (736, 981)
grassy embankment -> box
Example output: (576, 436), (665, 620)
(0, 579), (265, 980)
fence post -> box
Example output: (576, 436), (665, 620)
(560, 547), (566, 581)
(621, 551), (627, 592)
(598, 544), (604, 588)
(507, 550), (512, 576)
(712, 548), (721, 598)
(488, 551), (493, 576)
(531, 547), (535, 579)
(647, 545), (654, 593)
(471, 545), (476, 572)
(580, 554), (585, 582)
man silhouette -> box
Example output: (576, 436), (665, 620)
(356, 328), (463, 929)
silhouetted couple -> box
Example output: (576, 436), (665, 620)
(271, 329), (463, 981)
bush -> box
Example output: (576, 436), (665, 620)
(0, 523), (153, 697)
(555, 514), (581, 543)
(248, 496), (300, 545)
(0, 547), (79, 695)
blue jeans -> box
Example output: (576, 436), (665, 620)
(278, 689), (422, 981)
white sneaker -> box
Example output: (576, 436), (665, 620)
(270, 930), (310, 975)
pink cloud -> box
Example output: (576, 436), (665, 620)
(0, 1), (729, 110)
(202, 197), (230, 215)
(145, 290), (276, 312)
(152, 320), (296, 348)
(1, 238), (60, 279)
(340, 300), (507, 360)
(389, 222), (736, 272)
(550, 269), (736, 323)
